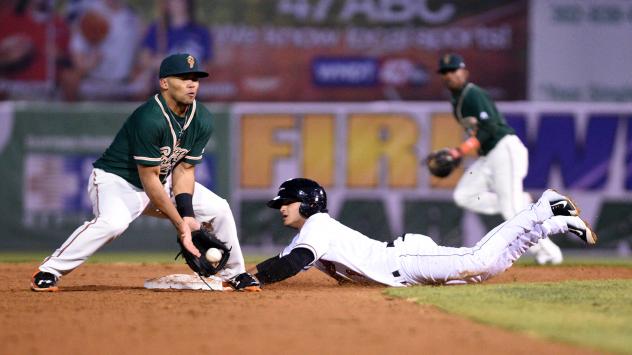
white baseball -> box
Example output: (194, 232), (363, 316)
(205, 248), (222, 263)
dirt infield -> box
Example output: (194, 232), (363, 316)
(3, 263), (631, 355)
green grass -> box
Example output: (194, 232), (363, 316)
(387, 280), (632, 354)
(515, 256), (632, 267)
(0, 252), (268, 265)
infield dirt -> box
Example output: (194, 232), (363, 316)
(3, 263), (630, 355)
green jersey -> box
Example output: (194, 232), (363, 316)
(93, 94), (213, 189)
(450, 83), (514, 155)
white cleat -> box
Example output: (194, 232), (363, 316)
(542, 189), (580, 216)
(559, 216), (598, 245)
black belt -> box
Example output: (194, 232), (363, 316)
(388, 234), (405, 281)
(386, 233), (406, 248)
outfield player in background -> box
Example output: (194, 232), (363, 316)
(435, 53), (563, 265)
(248, 178), (595, 287)
(31, 53), (259, 292)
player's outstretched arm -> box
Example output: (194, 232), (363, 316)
(171, 162), (201, 232)
(138, 164), (200, 257)
(253, 248), (315, 285)
(457, 136), (480, 156)
(172, 162), (195, 197)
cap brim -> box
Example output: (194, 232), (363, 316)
(192, 71), (209, 78)
(266, 197), (297, 209)
(437, 67), (458, 74)
(160, 71), (209, 78)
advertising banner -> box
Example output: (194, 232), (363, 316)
(1, 1), (526, 102)
(530, 0), (632, 101)
(202, 0), (528, 101)
(2, 101), (632, 252)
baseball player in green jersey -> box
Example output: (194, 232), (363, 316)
(436, 54), (563, 265)
(31, 53), (259, 292)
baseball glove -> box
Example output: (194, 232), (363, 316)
(425, 148), (462, 178)
(176, 229), (231, 277)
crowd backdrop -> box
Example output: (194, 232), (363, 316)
(1, 0), (631, 253)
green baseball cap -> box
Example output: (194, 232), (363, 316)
(437, 53), (466, 74)
(159, 53), (209, 78)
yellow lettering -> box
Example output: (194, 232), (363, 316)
(241, 115), (294, 187)
(347, 114), (418, 187)
(303, 115), (335, 186)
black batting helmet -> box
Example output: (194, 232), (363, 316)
(267, 178), (328, 218)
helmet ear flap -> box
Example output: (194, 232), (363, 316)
(298, 186), (327, 218)
(298, 201), (317, 218)
(298, 203), (313, 218)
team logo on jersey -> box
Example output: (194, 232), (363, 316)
(187, 55), (195, 69)
(158, 146), (189, 176)
(160, 146), (172, 157)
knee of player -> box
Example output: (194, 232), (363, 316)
(97, 217), (130, 235)
(499, 209), (514, 221)
(214, 197), (232, 216)
(198, 197), (233, 219)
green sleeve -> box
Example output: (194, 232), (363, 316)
(461, 89), (497, 145)
(131, 112), (163, 167)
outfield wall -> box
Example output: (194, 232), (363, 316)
(1, 101), (631, 253)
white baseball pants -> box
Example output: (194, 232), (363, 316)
(397, 192), (567, 285)
(453, 134), (528, 218)
(39, 168), (245, 280)
(452, 134), (562, 264)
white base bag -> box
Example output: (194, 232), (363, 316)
(144, 274), (233, 292)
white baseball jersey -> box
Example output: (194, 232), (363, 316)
(280, 213), (405, 287)
(280, 194), (568, 286)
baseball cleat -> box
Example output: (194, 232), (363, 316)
(542, 189), (580, 216)
(242, 285), (262, 292)
(221, 281), (261, 292)
(230, 272), (262, 292)
(562, 216), (598, 245)
(31, 271), (59, 292)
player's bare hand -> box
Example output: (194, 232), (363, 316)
(177, 222), (201, 257)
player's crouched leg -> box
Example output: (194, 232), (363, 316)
(192, 182), (234, 222)
(32, 215), (131, 292)
(192, 182), (246, 278)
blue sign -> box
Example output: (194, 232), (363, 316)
(312, 57), (378, 86)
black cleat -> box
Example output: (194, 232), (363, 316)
(543, 189), (580, 216)
(563, 216), (598, 245)
(230, 272), (261, 292)
(31, 271), (59, 292)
